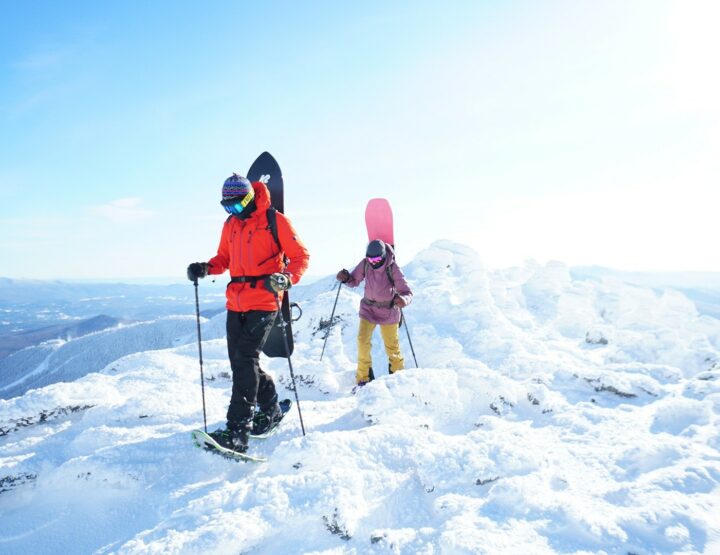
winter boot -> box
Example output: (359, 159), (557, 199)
(209, 419), (252, 453)
(352, 381), (368, 395)
(253, 399), (283, 435)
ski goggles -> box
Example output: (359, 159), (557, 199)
(221, 190), (255, 215)
(367, 256), (384, 264)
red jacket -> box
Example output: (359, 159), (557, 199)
(207, 181), (310, 312)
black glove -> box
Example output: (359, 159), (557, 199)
(265, 273), (292, 293)
(393, 295), (408, 308)
(336, 269), (350, 283)
(187, 262), (209, 282)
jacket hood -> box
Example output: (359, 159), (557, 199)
(382, 243), (396, 266)
(251, 181), (272, 212)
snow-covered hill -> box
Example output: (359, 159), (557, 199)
(0, 314), (127, 360)
(0, 314), (226, 400)
(0, 241), (718, 554)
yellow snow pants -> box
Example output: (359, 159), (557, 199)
(356, 318), (404, 383)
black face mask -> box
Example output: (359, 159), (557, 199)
(233, 199), (257, 220)
(369, 257), (385, 269)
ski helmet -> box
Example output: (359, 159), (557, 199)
(366, 239), (386, 260)
(221, 174), (255, 215)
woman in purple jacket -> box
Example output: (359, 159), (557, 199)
(336, 239), (413, 387)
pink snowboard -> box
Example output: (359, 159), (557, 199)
(365, 198), (394, 246)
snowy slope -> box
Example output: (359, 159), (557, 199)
(0, 241), (718, 555)
(0, 314), (227, 400)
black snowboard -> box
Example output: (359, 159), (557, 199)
(247, 152), (294, 358)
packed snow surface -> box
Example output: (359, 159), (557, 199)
(1, 241), (719, 554)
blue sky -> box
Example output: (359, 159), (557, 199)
(1, 0), (718, 280)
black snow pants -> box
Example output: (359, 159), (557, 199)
(225, 309), (277, 429)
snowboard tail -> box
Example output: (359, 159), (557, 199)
(248, 151), (285, 213)
(365, 198), (394, 246)
(263, 294), (293, 358)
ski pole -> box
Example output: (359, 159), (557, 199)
(400, 308), (418, 368)
(320, 282), (342, 361)
(193, 279), (208, 432)
(273, 290), (307, 436)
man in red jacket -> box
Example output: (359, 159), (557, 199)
(187, 174), (309, 453)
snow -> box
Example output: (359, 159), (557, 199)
(0, 315), (227, 400)
(1, 241), (719, 554)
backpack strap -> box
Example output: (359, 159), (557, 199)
(386, 263), (395, 288)
(266, 207), (281, 250)
(266, 207), (289, 269)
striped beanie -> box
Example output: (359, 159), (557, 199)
(222, 174), (253, 201)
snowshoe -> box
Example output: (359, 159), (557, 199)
(251, 398), (292, 438)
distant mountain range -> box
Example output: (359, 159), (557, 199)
(0, 315), (126, 359)
(0, 277), (227, 353)
(0, 279), (228, 397)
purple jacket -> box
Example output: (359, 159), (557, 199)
(344, 246), (413, 325)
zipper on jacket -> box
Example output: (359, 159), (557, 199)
(245, 229), (254, 269)
(256, 251), (279, 267)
